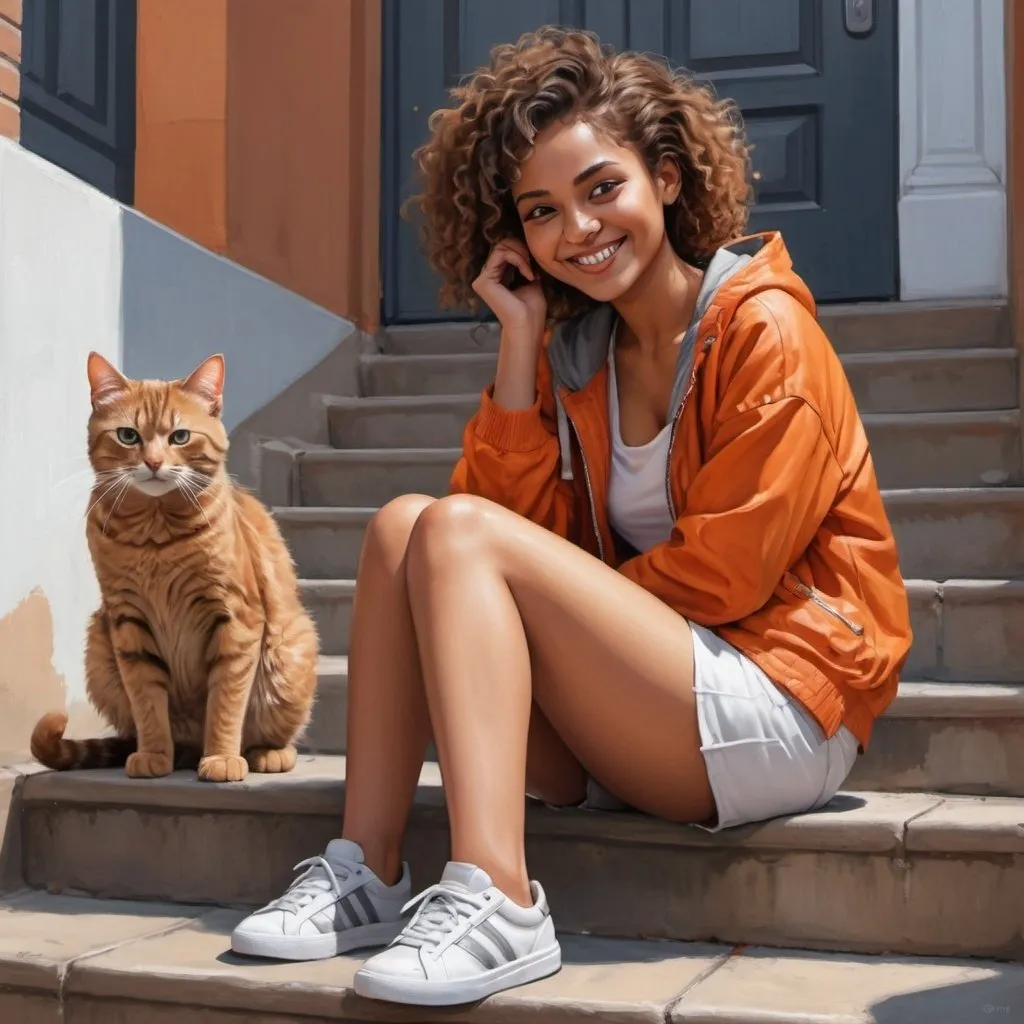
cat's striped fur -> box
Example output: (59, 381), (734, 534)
(30, 353), (319, 782)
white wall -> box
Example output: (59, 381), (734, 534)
(0, 139), (354, 718)
(0, 142), (121, 719)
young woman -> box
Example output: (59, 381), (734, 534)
(230, 27), (912, 1007)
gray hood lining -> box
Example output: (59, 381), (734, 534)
(547, 247), (752, 481)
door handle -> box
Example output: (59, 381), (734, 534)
(844, 0), (873, 36)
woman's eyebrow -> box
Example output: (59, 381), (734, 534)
(514, 160), (618, 206)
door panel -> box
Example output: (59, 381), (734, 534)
(382, 0), (897, 321)
(19, 0), (137, 203)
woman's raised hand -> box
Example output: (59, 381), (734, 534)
(472, 239), (548, 348)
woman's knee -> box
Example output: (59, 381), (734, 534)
(405, 494), (497, 585)
(360, 493), (436, 574)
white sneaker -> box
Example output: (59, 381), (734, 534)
(231, 839), (410, 961)
(353, 862), (561, 1006)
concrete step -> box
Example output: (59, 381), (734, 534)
(907, 578), (1024, 681)
(13, 761), (1024, 959)
(326, 393), (478, 449)
(888, 487), (1024, 578)
(359, 348), (1019, 414)
(299, 580), (355, 657)
(302, 660), (1024, 797)
(294, 415), (1023, 505)
(381, 299), (1009, 355)
(3, 890), (1021, 1024)
(277, 488), (1024, 581)
(298, 448), (459, 506)
(300, 572), (1024, 679)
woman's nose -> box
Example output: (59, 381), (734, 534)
(563, 207), (600, 243)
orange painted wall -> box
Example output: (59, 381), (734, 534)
(134, 0), (381, 330)
(135, 0), (228, 254)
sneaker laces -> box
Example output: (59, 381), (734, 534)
(267, 855), (354, 914)
(394, 884), (486, 951)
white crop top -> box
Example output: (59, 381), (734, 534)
(606, 326), (676, 554)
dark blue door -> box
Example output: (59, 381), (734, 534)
(381, 0), (897, 322)
(20, 0), (137, 203)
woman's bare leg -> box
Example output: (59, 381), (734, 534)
(340, 495), (587, 886)
(405, 494), (713, 907)
(340, 494), (435, 885)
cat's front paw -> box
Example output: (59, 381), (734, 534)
(198, 754), (249, 783)
(126, 751), (173, 778)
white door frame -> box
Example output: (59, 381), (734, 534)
(898, 0), (1007, 299)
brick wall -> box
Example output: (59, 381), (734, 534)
(0, 0), (19, 140)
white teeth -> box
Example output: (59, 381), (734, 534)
(573, 240), (621, 266)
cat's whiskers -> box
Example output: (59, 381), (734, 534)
(175, 474), (212, 529)
(101, 476), (133, 535)
(52, 466), (116, 492)
(85, 471), (130, 522)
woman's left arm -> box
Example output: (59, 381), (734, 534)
(618, 316), (844, 626)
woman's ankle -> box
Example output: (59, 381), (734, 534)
(341, 831), (404, 887)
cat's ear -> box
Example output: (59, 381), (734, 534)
(87, 352), (130, 409)
(181, 354), (225, 416)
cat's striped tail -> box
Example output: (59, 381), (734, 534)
(30, 712), (135, 770)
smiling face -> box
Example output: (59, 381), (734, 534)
(512, 119), (682, 306)
(86, 354), (229, 503)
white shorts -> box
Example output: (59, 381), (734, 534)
(583, 623), (859, 830)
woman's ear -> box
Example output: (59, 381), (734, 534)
(656, 157), (682, 206)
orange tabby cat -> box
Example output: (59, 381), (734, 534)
(30, 353), (319, 783)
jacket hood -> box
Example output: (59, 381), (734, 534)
(546, 231), (814, 480)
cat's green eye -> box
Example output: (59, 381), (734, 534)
(169, 429), (191, 445)
(116, 427), (140, 445)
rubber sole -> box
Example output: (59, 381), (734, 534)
(231, 918), (404, 962)
(353, 943), (563, 1006)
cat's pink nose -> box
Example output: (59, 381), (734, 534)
(144, 459), (162, 474)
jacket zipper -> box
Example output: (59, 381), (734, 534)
(565, 407), (606, 563)
(664, 335), (713, 520)
(790, 579), (865, 636)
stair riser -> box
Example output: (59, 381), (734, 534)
(328, 402), (475, 449)
(301, 672), (1024, 798)
(891, 500), (1024, 579)
(300, 457), (453, 506)
(301, 588), (352, 657)
(363, 353), (1017, 414)
(300, 584), (1024, 672)
(278, 501), (1024, 581)
(320, 420), (1021, 492)
(908, 583), (1024, 682)
(382, 304), (1009, 355)
(18, 801), (1023, 959)
(847, 717), (1024, 796)
(282, 517), (370, 581)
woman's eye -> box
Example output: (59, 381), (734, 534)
(525, 205), (554, 221)
(115, 427), (140, 445)
(169, 429), (191, 445)
(591, 180), (622, 200)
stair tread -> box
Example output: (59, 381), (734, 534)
(14, 758), (1023, 855)
(1, 889), (1020, 1022)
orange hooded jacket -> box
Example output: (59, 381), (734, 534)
(450, 232), (913, 749)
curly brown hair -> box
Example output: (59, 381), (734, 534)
(409, 26), (752, 321)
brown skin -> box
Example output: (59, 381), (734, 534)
(30, 354), (318, 783)
(341, 118), (715, 908)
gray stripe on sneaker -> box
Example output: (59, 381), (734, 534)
(479, 919), (517, 962)
(352, 885), (380, 924)
(458, 934), (500, 970)
(340, 894), (363, 927)
(335, 899), (355, 931)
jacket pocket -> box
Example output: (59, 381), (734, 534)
(781, 572), (867, 656)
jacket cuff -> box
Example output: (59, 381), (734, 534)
(473, 386), (555, 453)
